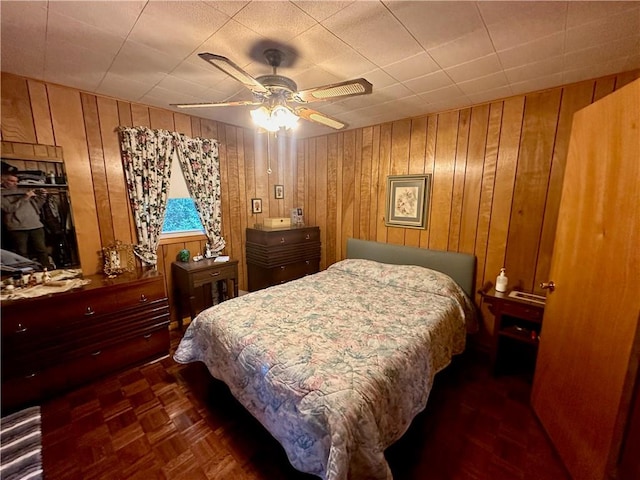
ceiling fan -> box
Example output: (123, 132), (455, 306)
(171, 49), (373, 132)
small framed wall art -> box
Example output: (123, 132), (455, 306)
(274, 184), (284, 199)
(384, 174), (431, 229)
(102, 240), (135, 277)
(251, 198), (263, 214)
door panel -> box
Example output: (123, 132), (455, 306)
(531, 79), (640, 480)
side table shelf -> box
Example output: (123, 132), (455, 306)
(479, 287), (545, 378)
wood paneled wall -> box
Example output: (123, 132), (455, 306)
(2, 70), (638, 337)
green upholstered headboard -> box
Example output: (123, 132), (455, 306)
(346, 238), (476, 298)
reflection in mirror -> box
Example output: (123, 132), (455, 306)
(1, 141), (79, 274)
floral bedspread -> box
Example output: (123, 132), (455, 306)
(174, 259), (477, 480)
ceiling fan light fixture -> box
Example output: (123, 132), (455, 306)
(250, 105), (299, 132)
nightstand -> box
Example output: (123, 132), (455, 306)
(172, 258), (239, 328)
(480, 287), (545, 377)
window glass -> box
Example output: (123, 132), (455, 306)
(161, 154), (204, 234)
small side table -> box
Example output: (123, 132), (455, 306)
(479, 287), (545, 377)
(172, 258), (239, 328)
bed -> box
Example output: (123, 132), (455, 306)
(174, 238), (477, 479)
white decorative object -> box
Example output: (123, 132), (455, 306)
(495, 267), (508, 292)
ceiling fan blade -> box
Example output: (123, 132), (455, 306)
(293, 78), (372, 104)
(198, 52), (270, 95)
(296, 107), (346, 130)
(170, 100), (262, 109)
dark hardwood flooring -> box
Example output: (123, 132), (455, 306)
(40, 329), (570, 480)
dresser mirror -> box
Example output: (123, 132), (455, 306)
(1, 140), (80, 272)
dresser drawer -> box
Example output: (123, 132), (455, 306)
(246, 226), (319, 246)
(1, 270), (169, 413)
(270, 259), (320, 284)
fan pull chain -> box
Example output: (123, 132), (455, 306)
(267, 131), (272, 175)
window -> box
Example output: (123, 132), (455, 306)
(161, 154), (204, 235)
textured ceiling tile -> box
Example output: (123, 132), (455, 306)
(403, 70), (455, 96)
(480, 1), (567, 51)
(417, 84), (467, 104)
(567, 1), (640, 29)
(194, 19), (267, 70)
(46, 11), (124, 57)
(127, 1), (228, 59)
(318, 51), (377, 79)
(510, 73), (564, 96)
(0, 2), (47, 79)
(204, 0), (250, 17)
(290, 24), (351, 65)
(497, 32), (565, 70)
(48, 0), (145, 38)
(233, 1), (317, 43)
(504, 56), (564, 84)
(445, 54), (502, 84)
(565, 10), (640, 53)
(383, 52), (441, 83)
(385, 1), (484, 49)
(322, 1), (423, 67)
(427, 29), (495, 69)
(97, 72), (159, 101)
(456, 71), (510, 96)
(108, 40), (179, 86)
(293, 0), (354, 22)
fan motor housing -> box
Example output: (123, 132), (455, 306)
(256, 74), (297, 93)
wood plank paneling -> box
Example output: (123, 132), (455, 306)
(97, 96), (134, 245)
(81, 93), (114, 246)
(3, 69), (638, 346)
(429, 111), (459, 251)
(27, 81), (54, 146)
(1, 75), (36, 143)
(326, 135), (338, 266)
(47, 84), (102, 273)
(506, 89), (562, 292)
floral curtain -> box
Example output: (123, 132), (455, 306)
(118, 126), (174, 266)
(173, 135), (226, 253)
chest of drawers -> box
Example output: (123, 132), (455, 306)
(246, 226), (321, 291)
(1, 270), (169, 413)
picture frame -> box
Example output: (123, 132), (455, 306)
(274, 184), (284, 199)
(251, 197), (262, 214)
(102, 240), (135, 277)
(384, 174), (431, 229)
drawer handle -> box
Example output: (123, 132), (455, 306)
(280, 237), (285, 244)
(139, 294), (148, 303)
(143, 333), (152, 339)
(305, 260), (310, 265)
(305, 234), (310, 240)
(85, 307), (95, 316)
(25, 372), (37, 379)
(91, 350), (102, 356)
(280, 266), (286, 270)
(210, 271), (221, 277)
(16, 323), (27, 333)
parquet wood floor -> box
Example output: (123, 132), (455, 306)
(40, 330), (570, 480)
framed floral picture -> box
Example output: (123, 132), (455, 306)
(274, 184), (284, 199)
(384, 174), (431, 229)
(251, 198), (262, 214)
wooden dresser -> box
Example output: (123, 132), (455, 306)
(246, 225), (321, 291)
(1, 270), (169, 413)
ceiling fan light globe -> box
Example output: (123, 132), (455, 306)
(251, 105), (299, 132)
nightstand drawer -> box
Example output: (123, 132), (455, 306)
(191, 263), (237, 288)
(501, 302), (543, 322)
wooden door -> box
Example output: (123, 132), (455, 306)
(531, 79), (640, 480)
